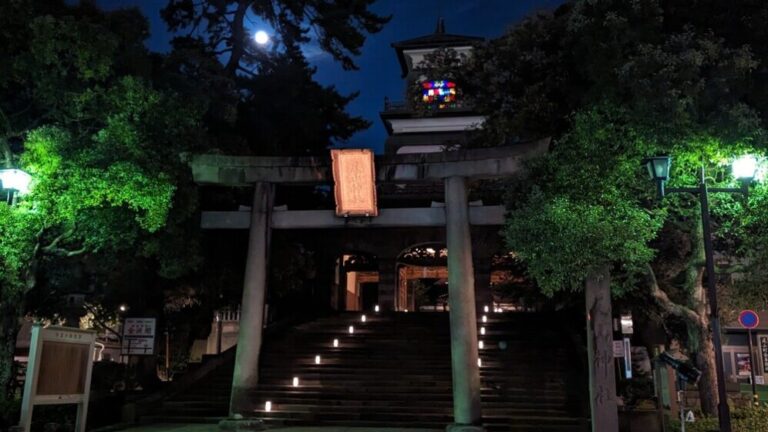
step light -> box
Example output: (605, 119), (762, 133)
(482, 315), (487, 323)
(315, 355), (321, 364)
(292, 377), (299, 387)
(265, 401), (272, 412)
(477, 358), (482, 367)
(361, 314), (367, 323)
(484, 305), (489, 313)
(333, 338), (339, 348)
(404, 309), (408, 313)
(480, 327), (486, 335)
(478, 341), (484, 349)
(348, 325), (355, 334)
(374, 305), (380, 312)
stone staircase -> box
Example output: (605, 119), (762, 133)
(144, 311), (588, 431)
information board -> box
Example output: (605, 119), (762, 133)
(760, 335), (768, 375)
(122, 317), (156, 355)
(18, 325), (96, 432)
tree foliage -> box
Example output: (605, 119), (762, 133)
(464, 0), (768, 414)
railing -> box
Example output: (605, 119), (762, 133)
(215, 307), (240, 322)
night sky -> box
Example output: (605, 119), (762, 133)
(95, 0), (563, 152)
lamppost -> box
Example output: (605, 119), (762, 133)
(0, 168), (32, 205)
(645, 155), (758, 432)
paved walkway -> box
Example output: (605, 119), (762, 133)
(118, 425), (440, 432)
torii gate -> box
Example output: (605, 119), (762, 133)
(190, 141), (548, 431)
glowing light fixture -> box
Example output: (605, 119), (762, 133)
(733, 155), (758, 180)
(484, 305), (489, 313)
(480, 327), (486, 335)
(254, 30), (270, 45)
(333, 338), (339, 348)
(482, 315), (487, 323)
(292, 377), (299, 387)
(119, 304), (128, 313)
(404, 309), (408, 313)
(314, 355), (321, 365)
(348, 325), (355, 334)
(374, 305), (380, 312)
(477, 358), (482, 367)
(426, 247), (436, 255)
(478, 341), (484, 349)
(265, 401), (272, 412)
(361, 314), (367, 323)
(0, 169), (32, 195)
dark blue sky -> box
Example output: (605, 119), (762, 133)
(96, 0), (562, 152)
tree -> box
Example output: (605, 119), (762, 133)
(0, 0), (204, 405)
(161, 0), (389, 155)
(464, 0), (768, 416)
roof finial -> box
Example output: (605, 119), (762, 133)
(435, 17), (445, 34)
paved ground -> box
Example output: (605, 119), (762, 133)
(118, 425), (440, 432)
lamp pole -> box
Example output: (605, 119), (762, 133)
(650, 161), (756, 432)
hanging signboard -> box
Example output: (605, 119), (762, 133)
(331, 149), (379, 217)
(18, 325), (96, 432)
(121, 317), (156, 356)
(613, 340), (624, 358)
(760, 335), (768, 374)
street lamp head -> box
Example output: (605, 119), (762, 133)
(0, 169), (32, 195)
(732, 155), (757, 181)
(118, 304), (129, 313)
(643, 156), (671, 198)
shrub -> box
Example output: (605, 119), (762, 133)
(670, 406), (768, 432)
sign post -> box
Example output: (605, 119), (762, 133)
(738, 310), (760, 400)
(18, 325), (96, 432)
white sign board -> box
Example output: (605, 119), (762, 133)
(18, 325), (96, 432)
(122, 317), (156, 355)
(613, 340), (624, 358)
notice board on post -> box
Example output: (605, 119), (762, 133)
(121, 317), (156, 356)
(18, 325), (96, 432)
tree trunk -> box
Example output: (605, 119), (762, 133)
(696, 317), (718, 415)
(0, 295), (22, 402)
(585, 266), (619, 432)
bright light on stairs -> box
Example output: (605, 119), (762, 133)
(374, 305), (380, 312)
(348, 325), (355, 334)
(361, 314), (367, 322)
(480, 327), (486, 335)
(315, 355), (321, 364)
(482, 315), (487, 323)
(477, 358), (482, 367)
(292, 377), (299, 387)
(333, 338), (339, 347)
(478, 341), (484, 349)
(265, 401), (272, 412)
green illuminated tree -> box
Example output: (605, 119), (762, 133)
(0, 0), (203, 407)
(465, 0), (768, 415)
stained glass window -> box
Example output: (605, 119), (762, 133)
(421, 80), (458, 109)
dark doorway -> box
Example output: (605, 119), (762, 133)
(360, 282), (379, 311)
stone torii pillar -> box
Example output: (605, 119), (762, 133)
(229, 182), (273, 416)
(445, 176), (483, 431)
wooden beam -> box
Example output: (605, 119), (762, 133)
(189, 140), (549, 186)
(201, 206), (506, 229)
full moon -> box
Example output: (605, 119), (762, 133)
(254, 30), (269, 45)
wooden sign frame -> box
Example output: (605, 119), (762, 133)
(18, 325), (96, 432)
(331, 148), (379, 217)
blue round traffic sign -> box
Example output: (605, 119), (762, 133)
(739, 310), (760, 329)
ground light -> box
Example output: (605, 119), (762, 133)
(348, 325), (355, 334)
(477, 358), (482, 367)
(478, 341), (484, 349)
(481, 315), (487, 323)
(315, 355), (321, 365)
(292, 377), (299, 387)
(361, 314), (366, 323)
(480, 327), (486, 335)
(333, 338), (339, 348)
(265, 401), (272, 412)
(374, 305), (380, 312)
(484, 305), (489, 313)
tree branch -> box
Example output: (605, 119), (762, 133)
(645, 263), (701, 324)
